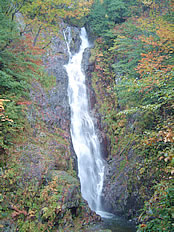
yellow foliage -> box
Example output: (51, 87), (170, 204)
(141, 0), (153, 7)
(0, 99), (10, 111)
(0, 98), (13, 122)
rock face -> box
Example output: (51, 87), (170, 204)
(82, 47), (96, 108)
(41, 25), (81, 131)
(82, 47), (109, 159)
(102, 151), (132, 216)
(102, 146), (146, 220)
(27, 24), (82, 172)
(68, 27), (82, 55)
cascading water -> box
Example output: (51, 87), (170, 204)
(64, 27), (105, 214)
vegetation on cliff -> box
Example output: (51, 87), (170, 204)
(0, 0), (94, 151)
(87, 0), (173, 231)
(0, 0), (99, 231)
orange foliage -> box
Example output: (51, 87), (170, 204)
(17, 101), (32, 105)
(140, 224), (147, 228)
(145, 128), (174, 146)
(8, 32), (44, 75)
(135, 15), (174, 96)
(136, 51), (170, 77)
(66, 0), (94, 19)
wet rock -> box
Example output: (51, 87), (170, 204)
(82, 46), (109, 159)
(69, 27), (82, 55)
(102, 163), (129, 215)
(82, 47), (95, 106)
(102, 147), (141, 217)
(82, 47), (92, 73)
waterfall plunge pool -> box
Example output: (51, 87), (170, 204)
(86, 216), (136, 232)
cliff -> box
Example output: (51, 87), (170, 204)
(85, 3), (173, 231)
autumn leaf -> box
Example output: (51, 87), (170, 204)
(140, 224), (147, 228)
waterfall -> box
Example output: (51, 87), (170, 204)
(64, 27), (105, 214)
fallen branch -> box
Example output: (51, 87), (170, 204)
(10, 205), (28, 218)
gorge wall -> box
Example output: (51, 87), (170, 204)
(83, 34), (145, 221)
(1, 1), (173, 232)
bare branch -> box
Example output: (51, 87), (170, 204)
(42, 41), (52, 50)
(33, 25), (42, 47)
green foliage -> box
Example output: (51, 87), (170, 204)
(0, 0), (58, 151)
(86, 0), (141, 38)
(87, 0), (129, 37)
(19, 0), (94, 46)
(38, 71), (56, 92)
(137, 181), (173, 232)
(104, 0), (128, 23)
(110, 20), (144, 78)
(86, 0), (112, 37)
(0, 1), (28, 149)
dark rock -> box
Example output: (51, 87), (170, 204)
(43, 29), (70, 130)
(102, 156), (127, 215)
(101, 146), (142, 218)
(82, 47), (95, 110)
(69, 27), (82, 55)
(82, 47), (92, 73)
(82, 46), (109, 160)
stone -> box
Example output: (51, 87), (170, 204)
(69, 27), (82, 55)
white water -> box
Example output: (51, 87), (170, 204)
(64, 27), (105, 213)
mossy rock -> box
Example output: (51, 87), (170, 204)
(49, 170), (79, 185)
(45, 170), (81, 209)
(89, 48), (96, 64)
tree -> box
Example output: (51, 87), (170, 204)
(0, 0), (43, 149)
(20, 0), (93, 46)
(104, 0), (128, 23)
(87, 0), (129, 37)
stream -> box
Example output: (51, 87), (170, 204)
(64, 27), (136, 232)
